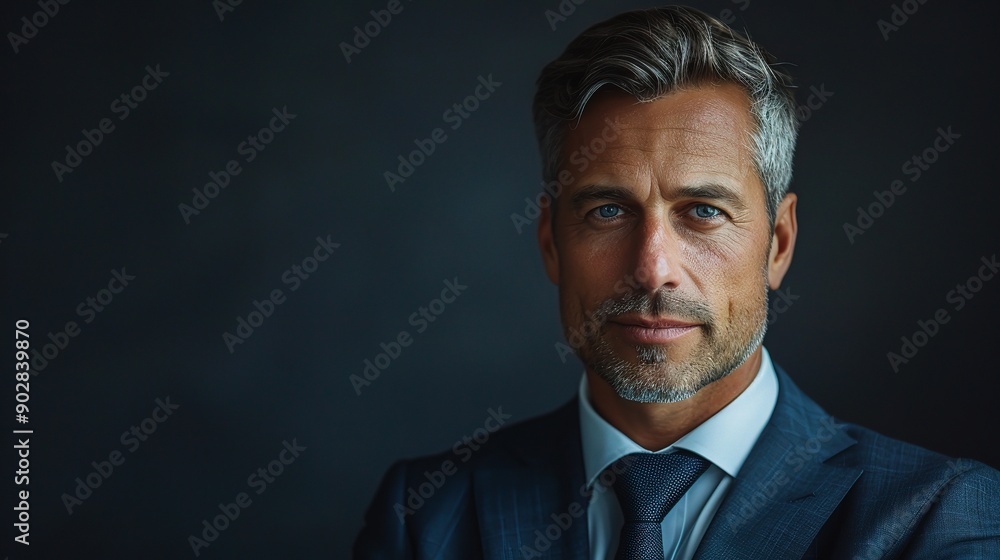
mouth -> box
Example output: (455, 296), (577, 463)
(607, 315), (701, 344)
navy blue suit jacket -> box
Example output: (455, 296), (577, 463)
(355, 366), (1000, 558)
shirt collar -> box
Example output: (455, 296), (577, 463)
(578, 346), (779, 487)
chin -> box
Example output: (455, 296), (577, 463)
(606, 371), (706, 404)
(589, 347), (729, 404)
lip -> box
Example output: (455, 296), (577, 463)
(608, 316), (700, 344)
(611, 315), (700, 329)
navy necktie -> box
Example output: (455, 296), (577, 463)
(610, 450), (711, 560)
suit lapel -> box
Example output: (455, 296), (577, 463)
(474, 399), (589, 560)
(469, 366), (862, 559)
(694, 366), (863, 559)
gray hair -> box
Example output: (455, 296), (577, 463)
(532, 6), (799, 226)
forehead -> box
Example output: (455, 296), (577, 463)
(563, 83), (758, 188)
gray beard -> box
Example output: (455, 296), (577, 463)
(574, 268), (770, 403)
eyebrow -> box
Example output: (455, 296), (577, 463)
(569, 183), (749, 212)
(675, 184), (749, 212)
(569, 186), (633, 212)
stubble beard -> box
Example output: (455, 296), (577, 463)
(569, 266), (770, 404)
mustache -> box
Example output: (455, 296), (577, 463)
(592, 289), (714, 329)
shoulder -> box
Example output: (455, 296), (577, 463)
(834, 418), (998, 493)
(392, 399), (578, 477)
(776, 364), (999, 492)
(773, 365), (1000, 553)
(828, 421), (1000, 555)
(773, 363), (994, 480)
(353, 399), (578, 556)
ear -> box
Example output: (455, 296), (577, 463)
(537, 198), (560, 285)
(767, 193), (798, 290)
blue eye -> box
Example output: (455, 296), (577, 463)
(596, 204), (621, 219)
(691, 204), (721, 219)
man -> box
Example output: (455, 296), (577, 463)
(355, 6), (1000, 558)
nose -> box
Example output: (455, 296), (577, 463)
(632, 213), (683, 293)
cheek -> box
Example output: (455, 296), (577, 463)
(681, 222), (755, 264)
(681, 233), (768, 317)
(559, 239), (629, 294)
(679, 235), (732, 292)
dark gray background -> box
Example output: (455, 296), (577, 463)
(4, 0), (998, 558)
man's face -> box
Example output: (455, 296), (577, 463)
(539, 83), (778, 403)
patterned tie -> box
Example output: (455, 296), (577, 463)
(610, 450), (711, 560)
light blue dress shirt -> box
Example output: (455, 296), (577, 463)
(578, 346), (779, 560)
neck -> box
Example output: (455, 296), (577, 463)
(586, 347), (763, 450)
